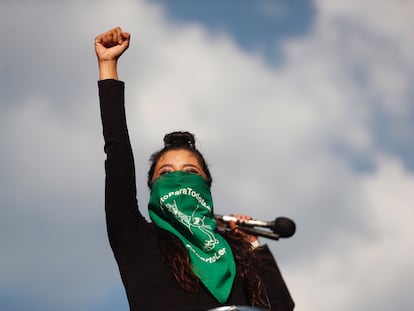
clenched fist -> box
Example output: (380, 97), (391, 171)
(95, 27), (130, 80)
(95, 27), (130, 62)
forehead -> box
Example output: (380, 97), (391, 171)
(156, 149), (199, 165)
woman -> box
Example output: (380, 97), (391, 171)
(95, 27), (294, 311)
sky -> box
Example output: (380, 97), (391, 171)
(1, 0), (413, 310)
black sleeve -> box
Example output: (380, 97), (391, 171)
(98, 79), (146, 250)
(254, 245), (295, 311)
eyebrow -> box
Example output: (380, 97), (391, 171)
(158, 163), (200, 169)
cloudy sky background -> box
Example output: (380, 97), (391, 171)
(1, 0), (413, 310)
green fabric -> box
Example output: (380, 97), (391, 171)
(148, 171), (236, 303)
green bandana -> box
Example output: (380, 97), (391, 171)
(148, 171), (236, 303)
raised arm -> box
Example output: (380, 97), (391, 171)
(96, 28), (146, 250)
(95, 27), (130, 80)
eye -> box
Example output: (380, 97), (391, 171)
(184, 167), (201, 175)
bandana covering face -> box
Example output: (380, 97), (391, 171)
(148, 171), (236, 303)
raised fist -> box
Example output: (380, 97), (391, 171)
(95, 27), (130, 63)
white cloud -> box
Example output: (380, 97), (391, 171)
(287, 155), (414, 310)
(315, 0), (414, 114)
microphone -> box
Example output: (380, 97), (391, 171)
(215, 214), (296, 239)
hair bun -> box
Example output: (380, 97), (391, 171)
(163, 131), (196, 149)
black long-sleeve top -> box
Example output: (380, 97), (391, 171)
(98, 79), (294, 311)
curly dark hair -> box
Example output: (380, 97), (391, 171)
(156, 227), (268, 307)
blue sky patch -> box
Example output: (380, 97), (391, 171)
(154, 0), (315, 64)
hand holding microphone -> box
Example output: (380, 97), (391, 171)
(225, 214), (260, 244)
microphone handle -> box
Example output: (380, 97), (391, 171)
(218, 215), (274, 228)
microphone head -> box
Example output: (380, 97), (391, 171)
(272, 217), (296, 238)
